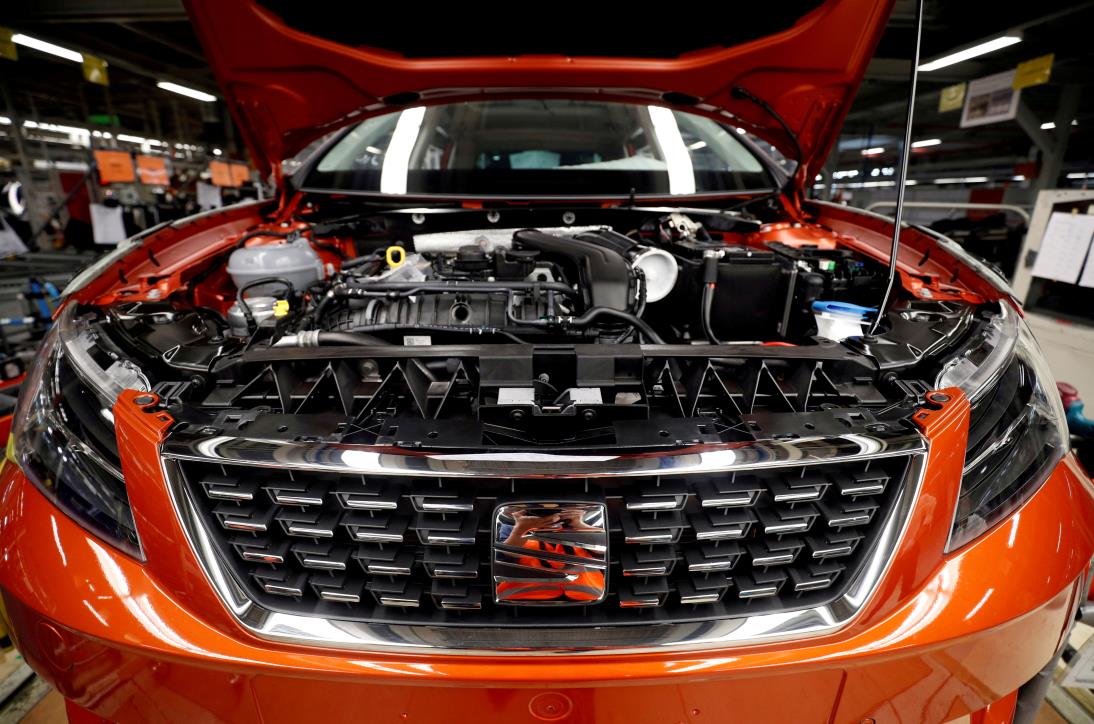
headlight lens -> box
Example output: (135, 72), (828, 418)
(8, 308), (142, 557)
(945, 308), (1068, 551)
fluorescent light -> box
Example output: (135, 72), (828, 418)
(833, 180), (903, 189)
(33, 160), (90, 171)
(0, 116), (11, 125)
(861, 147), (885, 156)
(918, 35), (1021, 72)
(116, 133), (167, 148)
(380, 106), (427, 195)
(833, 169), (858, 179)
(212, 148), (223, 156)
(24, 120), (89, 138)
(156, 81), (216, 103)
(687, 140), (708, 151)
(1066, 172), (1094, 179)
(933, 176), (989, 184)
(911, 138), (942, 148)
(23, 120), (90, 147)
(12, 33), (83, 63)
(1041, 120), (1078, 130)
(648, 106), (696, 195)
(735, 127), (747, 135)
(1012, 175), (1026, 181)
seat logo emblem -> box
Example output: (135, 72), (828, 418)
(492, 502), (608, 606)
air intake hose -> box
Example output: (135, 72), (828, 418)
(512, 229), (634, 311)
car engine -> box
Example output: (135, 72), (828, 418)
(60, 206), (988, 451)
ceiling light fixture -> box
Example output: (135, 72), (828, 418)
(918, 35), (1021, 72)
(156, 81), (217, 103)
(933, 176), (989, 184)
(861, 147), (885, 156)
(12, 33), (83, 63)
(911, 138), (942, 148)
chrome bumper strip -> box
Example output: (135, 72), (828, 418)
(162, 432), (927, 655)
(161, 430), (926, 478)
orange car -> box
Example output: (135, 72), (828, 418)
(2, 1), (1093, 722)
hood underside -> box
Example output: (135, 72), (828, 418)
(185, 0), (894, 188)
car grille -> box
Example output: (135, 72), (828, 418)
(172, 451), (916, 627)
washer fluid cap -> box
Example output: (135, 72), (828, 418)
(811, 301), (876, 342)
(811, 301), (876, 321)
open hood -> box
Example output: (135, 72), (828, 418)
(185, 0), (894, 193)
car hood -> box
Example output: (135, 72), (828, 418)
(185, 0), (893, 193)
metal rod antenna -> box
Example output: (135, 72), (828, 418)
(869, 0), (925, 336)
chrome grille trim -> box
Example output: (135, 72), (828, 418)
(161, 430), (925, 478)
(162, 432), (927, 655)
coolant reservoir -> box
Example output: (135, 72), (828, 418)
(227, 238), (324, 294)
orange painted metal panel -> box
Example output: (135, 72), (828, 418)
(0, 388), (1091, 722)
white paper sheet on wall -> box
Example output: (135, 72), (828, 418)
(89, 203), (126, 246)
(196, 182), (222, 210)
(1031, 212), (1094, 284)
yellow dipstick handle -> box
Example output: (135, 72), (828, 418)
(386, 246), (406, 268)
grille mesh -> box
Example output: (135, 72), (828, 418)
(175, 455), (912, 626)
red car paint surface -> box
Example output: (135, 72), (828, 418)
(184, 0), (891, 189)
(1, 390), (1091, 722)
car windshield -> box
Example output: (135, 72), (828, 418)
(302, 100), (774, 198)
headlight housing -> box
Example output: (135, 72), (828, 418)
(939, 304), (1068, 551)
(8, 305), (144, 557)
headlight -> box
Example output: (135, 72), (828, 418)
(940, 304), (1068, 551)
(7, 306), (142, 557)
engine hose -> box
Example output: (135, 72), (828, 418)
(325, 327), (528, 344)
(341, 251), (384, 271)
(572, 307), (665, 344)
(237, 277), (295, 334)
(277, 327), (528, 347)
(233, 228), (299, 249)
(701, 283), (722, 345)
(506, 301), (665, 345)
(700, 250), (723, 345)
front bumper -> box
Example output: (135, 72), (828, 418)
(3, 459), (1091, 723)
(1, 394), (1093, 724)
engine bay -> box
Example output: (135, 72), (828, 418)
(216, 212), (900, 347)
(65, 202), (997, 450)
